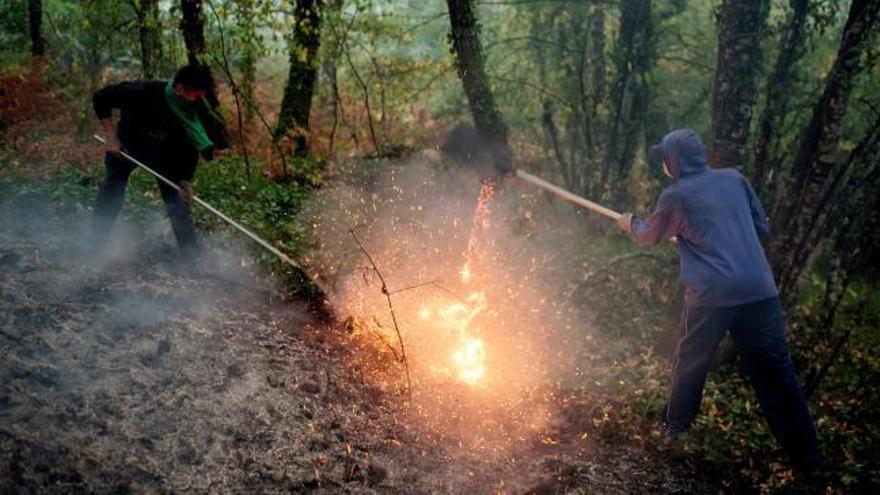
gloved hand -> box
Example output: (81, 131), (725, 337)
(201, 146), (215, 162)
(617, 213), (634, 234)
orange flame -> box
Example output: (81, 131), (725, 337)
(419, 291), (488, 385)
(414, 178), (498, 387)
(460, 263), (472, 284)
(452, 337), (486, 385)
(445, 178), (498, 386)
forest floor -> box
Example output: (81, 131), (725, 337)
(0, 184), (711, 493)
(0, 65), (720, 493)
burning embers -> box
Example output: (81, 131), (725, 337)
(460, 179), (496, 286)
(418, 178), (498, 387)
(419, 291), (488, 385)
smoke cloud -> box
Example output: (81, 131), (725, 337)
(302, 149), (599, 454)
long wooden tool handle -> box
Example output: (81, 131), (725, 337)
(92, 134), (305, 271)
(514, 169), (622, 221)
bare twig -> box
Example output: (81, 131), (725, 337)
(348, 228), (411, 395)
(203, 1), (289, 177)
(204, 0), (251, 180)
(334, 24), (381, 155)
(387, 279), (441, 295)
(324, 5), (353, 157)
(367, 316), (403, 360)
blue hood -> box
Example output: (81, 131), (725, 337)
(631, 128), (778, 307)
(661, 129), (709, 179)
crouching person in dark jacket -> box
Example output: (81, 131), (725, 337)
(92, 64), (226, 260)
(617, 129), (822, 473)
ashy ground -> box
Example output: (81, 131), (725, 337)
(0, 182), (714, 493)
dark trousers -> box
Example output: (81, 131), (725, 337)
(93, 152), (199, 256)
(664, 297), (822, 470)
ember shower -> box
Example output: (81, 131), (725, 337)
(302, 153), (594, 443)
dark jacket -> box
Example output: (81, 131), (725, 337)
(630, 129), (778, 307)
(92, 80), (224, 182)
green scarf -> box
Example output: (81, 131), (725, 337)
(164, 80), (213, 152)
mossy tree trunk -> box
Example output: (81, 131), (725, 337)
(275, 0), (322, 158)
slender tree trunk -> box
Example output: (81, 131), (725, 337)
(770, 0), (880, 299)
(530, 12), (571, 189)
(28, 0), (46, 57)
(446, 0), (509, 152)
(589, 2), (605, 121)
(582, 2), (605, 198)
(179, 0), (222, 111)
(709, 0), (769, 169)
(321, 0), (343, 157)
(803, 175), (879, 398)
(604, 0), (653, 201)
(751, 0), (809, 195)
(796, 113), (880, 270)
(559, 5), (587, 194)
(135, 0), (162, 78)
(275, 0), (322, 158)
(180, 0), (206, 65)
(542, 101), (571, 189)
(235, 0), (257, 129)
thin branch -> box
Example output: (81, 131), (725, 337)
(204, 0), (251, 180)
(349, 228), (412, 396)
(327, 12), (360, 153)
(338, 33), (381, 155)
(492, 74), (574, 108)
(387, 279), (442, 295)
(399, 11), (448, 35)
(478, 0), (586, 5)
(484, 35), (579, 54)
(203, 50), (289, 175)
(367, 316), (403, 360)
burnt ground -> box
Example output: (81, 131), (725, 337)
(0, 184), (714, 494)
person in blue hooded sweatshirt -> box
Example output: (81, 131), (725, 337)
(616, 128), (822, 473)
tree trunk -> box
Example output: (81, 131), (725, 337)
(561, 4), (588, 194)
(751, 0), (809, 195)
(135, 0), (162, 78)
(446, 0), (509, 152)
(321, 0), (344, 157)
(803, 168), (880, 397)
(28, 0), (45, 58)
(589, 2), (606, 121)
(235, 0), (257, 129)
(542, 101), (571, 188)
(798, 113), (880, 266)
(179, 0), (222, 111)
(180, 0), (206, 65)
(769, 0), (880, 300)
(275, 0), (322, 158)
(604, 0), (654, 203)
(709, 0), (769, 169)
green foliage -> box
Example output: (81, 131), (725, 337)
(578, 249), (880, 490)
(0, 0), (28, 64)
(191, 155), (313, 288)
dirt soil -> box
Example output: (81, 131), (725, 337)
(1, 67), (713, 493)
(0, 184), (714, 494)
